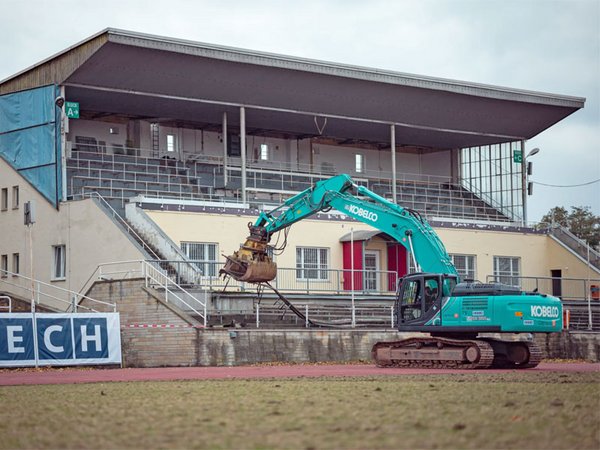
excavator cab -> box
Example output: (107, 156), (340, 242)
(397, 273), (457, 326)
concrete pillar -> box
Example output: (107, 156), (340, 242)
(222, 112), (228, 187)
(391, 124), (397, 204)
(240, 107), (247, 205)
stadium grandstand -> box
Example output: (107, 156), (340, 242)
(1, 28), (598, 331)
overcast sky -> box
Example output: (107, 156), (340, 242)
(1, 0), (598, 222)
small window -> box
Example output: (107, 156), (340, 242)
(296, 247), (329, 280)
(493, 256), (520, 286)
(167, 134), (176, 152)
(12, 186), (19, 209)
(355, 154), (364, 173)
(12, 253), (19, 275)
(1, 255), (7, 278)
(52, 245), (66, 280)
(180, 242), (218, 277)
(1, 188), (7, 211)
(450, 254), (477, 281)
(260, 144), (269, 161)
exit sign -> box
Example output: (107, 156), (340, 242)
(513, 150), (522, 163)
(65, 101), (79, 119)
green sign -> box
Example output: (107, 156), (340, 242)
(513, 150), (522, 163)
(65, 101), (79, 119)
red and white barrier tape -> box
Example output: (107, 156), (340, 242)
(123, 323), (204, 328)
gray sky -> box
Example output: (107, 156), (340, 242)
(1, 0), (598, 222)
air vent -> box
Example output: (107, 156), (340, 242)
(462, 298), (488, 311)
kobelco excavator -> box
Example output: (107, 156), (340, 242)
(221, 174), (563, 369)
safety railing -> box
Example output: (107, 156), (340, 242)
(77, 260), (207, 326)
(143, 260), (207, 326)
(82, 191), (162, 260)
(0, 295), (12, 313)
(150, 260), (399, 295)
(0, 269), (115, 313)
(253, 302), (396, 328)
(486, 275), (600, 331)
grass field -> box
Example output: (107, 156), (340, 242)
(1, 371), (598, 449)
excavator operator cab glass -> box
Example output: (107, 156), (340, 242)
(442, 276), (458, 297)
(399, 274), (445, 324)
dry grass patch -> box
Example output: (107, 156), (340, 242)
(0, 371), (598, 449)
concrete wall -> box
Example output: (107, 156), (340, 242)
(82, 279), (600, 367)
(85, 279), (201, 367)
(0, 158), (144, 310)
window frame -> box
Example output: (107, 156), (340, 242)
(52, 245), (66, 281)
(12, 253), (19, 276)
(259, 143), (269, 161)
(166, 134), (177, 153)
(450, 254), (477, 282)
(296, 246), (329, 281)
(493, 255), (521, 286)
(180, 241), (219, 277)
(1, 254), (7, 278)
(355, 154), (365, 173)
(1, 188), (7, 211)
(12, 186), (19, 209)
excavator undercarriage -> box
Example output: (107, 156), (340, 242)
(372, 337), (542, 369)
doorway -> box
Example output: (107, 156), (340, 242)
(364, 250), (380, 292)
(551, 269), (562, 298)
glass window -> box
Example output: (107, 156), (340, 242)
(181, 242), (218, 277)
(12, 186), (19, 209)
(296, 247), (329, 280)
(423, 277), (440, 311)
(260, 144), (269, 161)
(1, 188), (7, 211)
(355, 154), (364, 173)
(167, 134), (176, 152)
(12, 253), (19, 275)
(450, 254), (477, 281)
(1, 255), (7, 278)
(400, 279), (422, 320)
(493, 256), (520, 286)
(52, 245), (66, 280)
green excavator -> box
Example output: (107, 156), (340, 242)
(221, 174), (563, 369)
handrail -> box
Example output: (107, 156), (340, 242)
(0, 295), (12, 313)
(0, 269), (115, 312)
(84, 191), (162, 260)
(143, 261), (207, 326)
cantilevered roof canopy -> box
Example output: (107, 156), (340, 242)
(0, 28), (585, 149)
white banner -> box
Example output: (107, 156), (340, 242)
(0, 313), (122, 367)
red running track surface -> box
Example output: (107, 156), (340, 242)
(0, 363), (598, 386)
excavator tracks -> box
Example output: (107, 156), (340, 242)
(372, 338), (543, 370)
(372, 337), (495, 369)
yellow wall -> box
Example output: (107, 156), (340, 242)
(146, 209), (600, 284)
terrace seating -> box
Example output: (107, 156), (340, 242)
(67, 149), (511, 222)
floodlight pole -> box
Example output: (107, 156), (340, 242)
(521, 140), (527, 226)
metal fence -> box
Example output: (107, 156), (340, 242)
(486, 275), (600, 331)
(150, 260), (399, 295)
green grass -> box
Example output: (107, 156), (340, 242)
(1, 372), (599, 449)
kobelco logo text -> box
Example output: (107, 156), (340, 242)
(530, 305), (560, 318)
(346, 205), (378, 222)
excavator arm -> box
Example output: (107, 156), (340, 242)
(221, 174), (457, 282)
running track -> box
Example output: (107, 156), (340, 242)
(0, 363), (598, 386)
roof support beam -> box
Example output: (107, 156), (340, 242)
(63, 83), (526, 141)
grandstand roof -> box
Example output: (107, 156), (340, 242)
(0, 28), (585, 148)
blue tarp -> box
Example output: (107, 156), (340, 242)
(0, 85), (61, 207)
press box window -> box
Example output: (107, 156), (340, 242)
(1, 188), (7, 211)
(52, 245), (66, 280)
(260, 144), (269, 161)
(355, 154), (364, 173)
(167, 134), (176, 152)
(12, 186), (19, 209)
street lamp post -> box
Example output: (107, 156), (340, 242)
(521, 144), (540, 226)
